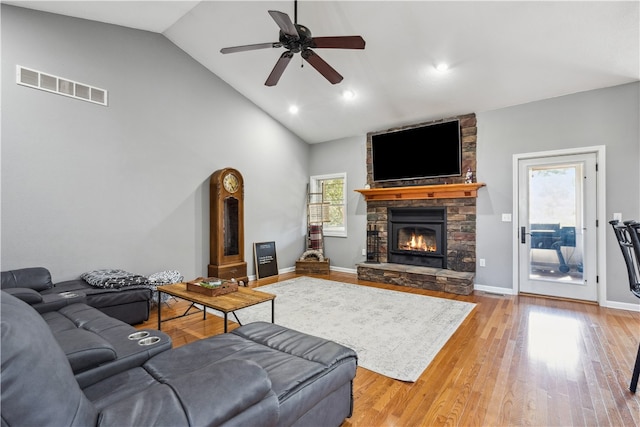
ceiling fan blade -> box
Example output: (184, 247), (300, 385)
(311, 36), (366, 50)
(220, 42), (280, 54)
(265, 51), (294, 86)
(268, 10), (299, 37)
(301, 49), (343, 85)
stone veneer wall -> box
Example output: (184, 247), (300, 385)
(365, 113), (478, 272)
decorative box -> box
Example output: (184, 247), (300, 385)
(295, 258), (330, 274)
(186, 277), (238, 296)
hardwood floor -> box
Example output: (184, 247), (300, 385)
(138, 271), (640, 426)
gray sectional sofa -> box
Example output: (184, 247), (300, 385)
(1, 287), (358, 426)
(1, 267), (152, 324)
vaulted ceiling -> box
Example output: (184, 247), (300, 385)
(5, 1), (639, 143)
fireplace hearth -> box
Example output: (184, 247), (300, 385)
(388, 207), (446, 268)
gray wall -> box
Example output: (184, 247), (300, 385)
(1, 5), (310, 281)
(312, 82), (640, 305)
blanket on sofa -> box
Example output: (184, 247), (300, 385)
(81, 269), (150, 289)
(81, 269), (183, 305)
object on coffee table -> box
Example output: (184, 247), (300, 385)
(186, 277), (238, 296)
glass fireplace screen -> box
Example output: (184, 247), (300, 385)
(396, 227), (437, 252)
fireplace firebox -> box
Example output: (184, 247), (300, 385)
(388, 207), (447, 268)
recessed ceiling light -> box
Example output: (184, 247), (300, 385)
(289, 105), (299, 114)
(435, 63), (449, 73)
(342, 90), (355, 100)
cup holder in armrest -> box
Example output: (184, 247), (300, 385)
(138, 336), (161, 346)
(128, 331), (150, 340)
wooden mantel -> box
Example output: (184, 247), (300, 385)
(355, 183), (486, 201)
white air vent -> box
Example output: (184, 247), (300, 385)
(16, 65), (108, 106)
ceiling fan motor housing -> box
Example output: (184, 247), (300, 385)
(279, 24), (312, 53)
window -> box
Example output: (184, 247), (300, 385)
(310, 173), (347, 237)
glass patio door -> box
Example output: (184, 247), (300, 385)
(518, 153), (597, 301)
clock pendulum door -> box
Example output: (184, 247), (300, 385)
(208, 168), (248, 284)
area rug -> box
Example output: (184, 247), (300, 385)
(220, 276), (476, 382)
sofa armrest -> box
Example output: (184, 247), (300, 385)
(97, 360), (279, 427)
(32, 292), (88, 314)
(1, 267), (53, 291)
(2, 287), (43, 304)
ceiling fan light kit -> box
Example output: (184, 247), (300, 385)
(220, 4), (365, 86)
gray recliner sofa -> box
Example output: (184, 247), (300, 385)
(1, 266), (152, 324)
(1, 290), (358, 426)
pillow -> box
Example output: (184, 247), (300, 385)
(148, 270), (183, 285)
(148, 270), (183, 306)
(81, 269), (150, 289)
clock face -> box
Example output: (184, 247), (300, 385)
(223, 173), (239, 193)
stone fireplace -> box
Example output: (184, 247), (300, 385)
(356, 113), (482, 295)
(364, 193), (479, 272)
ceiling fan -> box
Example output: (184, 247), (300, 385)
(220, 1), (365, 86)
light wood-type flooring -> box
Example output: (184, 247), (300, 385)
(137, 271), (640, 426)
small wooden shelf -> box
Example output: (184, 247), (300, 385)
(355, 183), (486, 201)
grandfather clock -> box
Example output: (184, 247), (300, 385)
(208, 168), (248, 284)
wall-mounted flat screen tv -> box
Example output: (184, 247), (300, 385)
(371, 119), (461, 182)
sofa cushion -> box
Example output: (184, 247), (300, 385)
(55, 328), (117, 373)
(41, 310), (78, 333)
(143, 321), (358, 426)
(90, 360), (279, 427)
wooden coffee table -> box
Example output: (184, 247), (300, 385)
(157, 283), (275, 333)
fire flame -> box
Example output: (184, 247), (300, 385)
(401, 232), (436, 252)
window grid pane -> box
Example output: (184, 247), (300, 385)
(311, 175), (346, 237)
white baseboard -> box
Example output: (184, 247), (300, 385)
(474, 284), (516, 295)
(250, 266), (295, 282)
(475, 284), (639, 312)
(329, 266), (357, 274)
(603, 300), (640, 312)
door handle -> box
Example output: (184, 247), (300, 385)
(521, 226), (527, 244)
